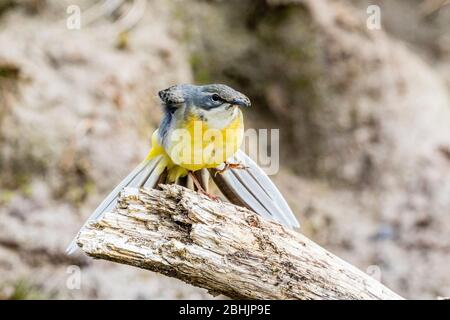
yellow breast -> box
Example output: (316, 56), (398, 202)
(166, 110), (244, 171)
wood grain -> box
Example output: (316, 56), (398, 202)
(76, 184), (403, 300)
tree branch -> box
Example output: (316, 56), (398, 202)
(76, 185), (403, 300)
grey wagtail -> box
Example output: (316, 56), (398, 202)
(67, 84), (299, 254)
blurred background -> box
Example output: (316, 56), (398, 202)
(1, 0), (450, 299)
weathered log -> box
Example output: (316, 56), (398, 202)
(76, 184), (403, 300)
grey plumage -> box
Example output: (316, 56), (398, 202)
(65, 156), (164, 254)
(158, 84), (251, 110)
(158, 84), (251, 151)
(210, 150), (300, 229)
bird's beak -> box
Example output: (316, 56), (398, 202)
(232, 97), (251, 108)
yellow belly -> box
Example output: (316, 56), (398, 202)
(146, 111), (244, 181)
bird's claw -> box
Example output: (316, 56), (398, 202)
(215, 162), (248, 176)
(199, 190), (221, 202)
(188, 171), (221, 202)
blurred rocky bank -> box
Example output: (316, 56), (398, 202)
(0, 0), (450, 299)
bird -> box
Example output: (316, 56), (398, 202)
(66, 84), (299, 254)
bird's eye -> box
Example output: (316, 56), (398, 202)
(211, 94), (221, 102)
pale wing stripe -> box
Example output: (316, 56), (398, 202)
(235, 150), (300, 228)
(243, 166), (298, 228)
(208, 168), (248, 208)
(143, 156), (165, 188)
(220, 170), (273, 220)
(103, 157), (161, 212)
(231, 168), (292, 227)
(130, 157), (160, 187)
(102, 157), (161, 212)
(228, 153), (274, 199)
(80, 160), (148, 222)
(66, 157), (162, 254)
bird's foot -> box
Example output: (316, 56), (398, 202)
(188, 171), (221, 202)
(199, 189), (221, 202)
(215, 162), (248, 176)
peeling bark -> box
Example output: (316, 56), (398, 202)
(76, 185), (403, 300)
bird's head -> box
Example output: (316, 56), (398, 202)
(158, 84), (251, 111)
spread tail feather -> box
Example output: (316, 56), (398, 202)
(65, 155), (165, 254)
(67, 150), (299, 254)
(210, 150), (300, 229)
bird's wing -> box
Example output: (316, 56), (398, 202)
(209, 150), (300, 229)
(65, 155), (165, 254)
